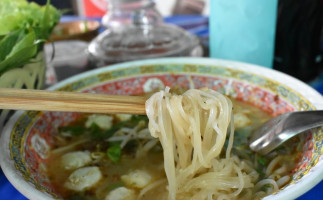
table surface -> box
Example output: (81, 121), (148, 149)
(1, 15), (323, 200)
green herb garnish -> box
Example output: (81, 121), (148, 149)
(59, 125), (85, 136)
(257, 156), (268, 166)
(90, 122), (117, 139)
(107, 144), (122, 163)
(89, 123), (104, 138)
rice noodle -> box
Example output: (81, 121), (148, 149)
(138, 179), (167, 199)
(266, 156), (283, 176)
(277, 175), (290, 188)
(145, 87), (258, 200)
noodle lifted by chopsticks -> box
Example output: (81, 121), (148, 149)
(145, 87), (257, 200)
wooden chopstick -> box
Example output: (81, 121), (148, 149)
(0, 88), (147, 115)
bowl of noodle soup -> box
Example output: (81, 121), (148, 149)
(1, 58), (323, 200)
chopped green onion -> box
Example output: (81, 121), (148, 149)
(89, 123), (102, 138)
(107, 144), (122, 163)
(59, 125), (85, 136)
(90, 123), (116, 139)
(257, 156), (267, 166)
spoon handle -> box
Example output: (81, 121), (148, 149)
(284, 110), (323, 133)
(250, 110), (323, 155)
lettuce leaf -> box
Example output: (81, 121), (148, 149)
(0, 0), (60, 37)
(0, 0), (60, 75)
(0, 30), (38, 74)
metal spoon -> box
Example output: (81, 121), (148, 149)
(249, 110), (323, 155)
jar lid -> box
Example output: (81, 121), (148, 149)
(88, 9), (200, 66)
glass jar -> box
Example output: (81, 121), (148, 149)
(88, 0), (203, 66)
(102, 0), (162, 29)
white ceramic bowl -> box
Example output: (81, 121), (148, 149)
(1, 58), (323, 200)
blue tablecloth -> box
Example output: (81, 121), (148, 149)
(0, 171), (27, 200)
